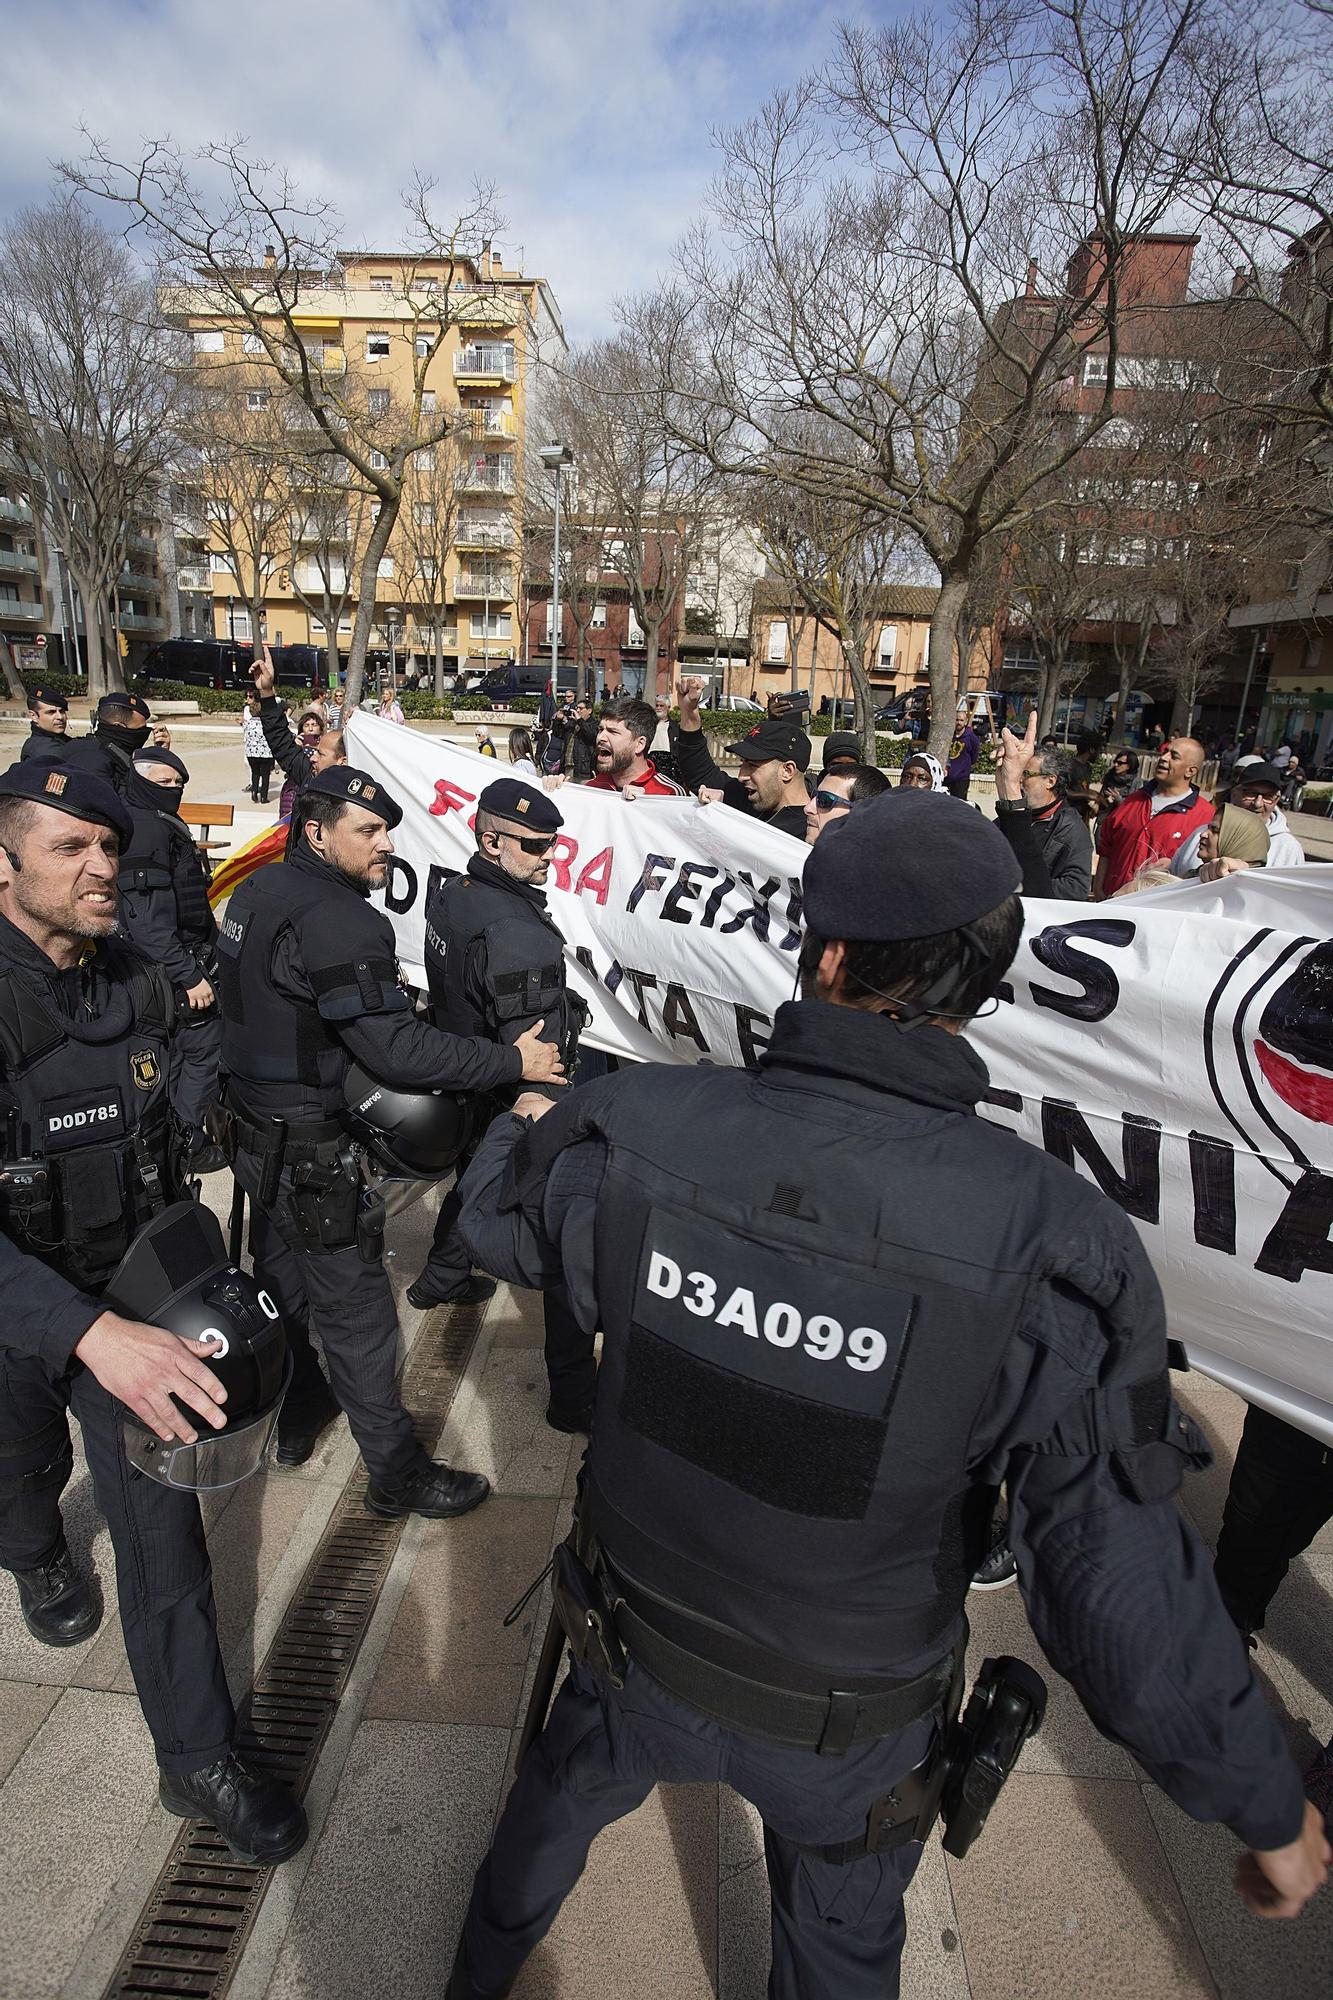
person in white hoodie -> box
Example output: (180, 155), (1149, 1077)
(1171, 761), (1306, 875)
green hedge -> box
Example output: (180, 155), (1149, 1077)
(14, 671), (84, 701)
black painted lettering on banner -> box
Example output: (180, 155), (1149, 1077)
(1256, 1169), (1333, 1284)
(661, 859), (720, 924)
(626, 853), (676, 915)
(1040, 1100), (1162, 1224)
(623, 967), (659, 1029)
(735, 1003), (772, 1070)
(662, 981), (708, 1051)
(1188, 1132), (1237, 1255)
(383, 855), (417, 914)
(1029, 919), (1135, 1022)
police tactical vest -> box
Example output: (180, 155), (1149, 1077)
(0, 942), (179, 1291)
(120, 806), (216, 953)
(571, 1033), (1068, 1683)
(427, 864), (574, 1057)
(217, 865), (346, 1110)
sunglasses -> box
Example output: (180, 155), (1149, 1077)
(497, 830), (559, 856)
(812, 789), (851, 813)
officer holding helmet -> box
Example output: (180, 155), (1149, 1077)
(0, 760), (306, 1864)
(214, 764), (565, 1504)
(412, 777), (593, 1432)
(444, 787), (1326, 1999)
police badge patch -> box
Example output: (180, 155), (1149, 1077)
(43, 772), (68, 796)
(130, 1049), (161, 1091)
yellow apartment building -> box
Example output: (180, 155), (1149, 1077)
(180, 246), (565, 678)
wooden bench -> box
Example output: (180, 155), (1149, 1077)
(180, 801), (235, 855)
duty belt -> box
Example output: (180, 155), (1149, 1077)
(608, 1564), (959, 1755)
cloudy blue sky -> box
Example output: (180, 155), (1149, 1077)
(0, 0), (869, 341)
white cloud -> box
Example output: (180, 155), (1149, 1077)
(0, 0), (850, 340)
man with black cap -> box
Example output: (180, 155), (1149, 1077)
(27, 690), (154, 795)
(672, 675), (811, 838)
(118, 745), (223, 1154)
(442, 787), (1326, 1999)
(820, 730), (862, 776)
(18, 683), (70, 760)
(215, 763), (566, 1502)
(0, 759), (307, 1864)
(411, 777), (594, 1430)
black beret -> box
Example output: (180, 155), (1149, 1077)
(477, 777), (564, 832)
(28, 684), (68, 711)
(731, 717), (813, 772)
(301, 765), (402, 829)
(134, 746), (190, 783)
(803, 788), (1021, 941)
(822, 733), (861, 770)
(0, 760), (134, 849)
(97, 692), (151, 724)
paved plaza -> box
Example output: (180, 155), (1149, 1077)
(0, 1171), (1329, 2000)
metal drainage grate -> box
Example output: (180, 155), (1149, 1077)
(102, 1298), (487, 1999)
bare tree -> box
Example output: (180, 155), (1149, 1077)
(180, 379), (289, 653)
(64, 140), (504, 703)
(630, 0), (1211, 760)
(1003, 491), (1110, 736)
(279, 447), (374, 687)
(523, 397), (623, 699)
(0, 195), (177, 696)
(395, 432), (473, 697)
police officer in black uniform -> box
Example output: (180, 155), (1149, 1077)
(215, 763), (566, 1498)
(18, 682), (71, 760)
(444, 786), (1326, 1998)
(27, 689), (153, 794)
(119, 744), (223, 1152)
(412, 777), (594, 1431)
(0, 760), (306, 1864)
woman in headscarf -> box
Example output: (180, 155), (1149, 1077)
(1193, 803), (1270, 882)
(898, 751), (947, 792)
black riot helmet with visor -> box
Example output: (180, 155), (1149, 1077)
(341, 1063), (477, 1217)
(105, 1201), (290, 1491)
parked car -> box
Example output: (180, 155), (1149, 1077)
(708, 693), (764, 713)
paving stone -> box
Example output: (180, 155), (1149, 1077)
(947, 1773), (1216, 1999)
(0, 1678), (59, 1786)
(452, 1341), (578, 1497)
(963, 1577), (1135, 1780)
(366, 1495), (559, 1726)
(1142, 1783), (1333, 2000)
(265, 1719), (509, 2000)
(0, 1688), (159, 1999)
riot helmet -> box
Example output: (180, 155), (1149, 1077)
(104, 1201), (290, 1491)
(341, 1064), (476, 1209)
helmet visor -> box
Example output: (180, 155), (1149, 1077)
(123, 1356), (291, 1492)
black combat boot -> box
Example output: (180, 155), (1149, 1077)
(363, 1461), (491, 1521)
(12, 1540), (101, 1646)
(275, 1380), (343, 1467)
(159, 1751), (308, 1865)
(405, 1273), (496, 1312)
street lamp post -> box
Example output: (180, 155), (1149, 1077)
(538, 441), (575, 697)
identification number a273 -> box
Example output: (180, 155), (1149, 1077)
(645, 1251), (889, 1373)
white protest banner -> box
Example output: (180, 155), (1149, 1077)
(347, 713), (1333, 1443)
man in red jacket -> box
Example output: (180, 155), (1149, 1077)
(1093, 736), (1214, 898)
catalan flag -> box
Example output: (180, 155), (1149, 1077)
(207, 819), (288, 907)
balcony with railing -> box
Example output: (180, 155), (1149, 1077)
(0, 497), (32, 526)
(453, 343), (517, 384)
(118, 565), (160, 593)
(450, 289), (518, 330)
(454, 515), (515, 551)
(0, 546), (40, 574)
(454, 569), (513, 600)
(461, 460), (516, 495)
(119, 609), (168, 633)
(176, 567), (210, 591)
(0, 597), (42, 621)
(291, 515), (349, 543)
(126, 529), (158, 555)
(463, 409), (516, 443)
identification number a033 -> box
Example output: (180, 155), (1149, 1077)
(645, 1251), (889, 1373)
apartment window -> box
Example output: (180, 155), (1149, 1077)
(366, 334), (391, 362)
(231, 610), (252, 641)
(591, 602), (607, 630)
(415, 334), (432, 359)
(338, 618), (352, 632)
(766, 619), (788, 663)
(210, 552), (231, 573)
(415, 448), (436, 471)
(368, 388), (390, 417)
(414, 503), (434, 526)
(370, 502), (382, 522)
(544, 602), (556, 642)
(369, 276), (393, 293)
(242, 333), (264, 355)
(192, 330), (225, 353)
(1082, 353), (1109, 384)
(627, 613), (646, 648)
(310, 620), (325, 634)
(246, 390), (270, 411)
(417, 559), (437, 582)
(470, 611), (512, 638)
(370, 449), (388, 470)
(377, 557), (394, 578)
(1287, 562), (1304, 593)
(878, 623), (897, 667)
(420, 390), (436, 415)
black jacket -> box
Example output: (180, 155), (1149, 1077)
(456, 999), (1304, 1852)
(995, 797), (1092, 899)
(672, 724), (809, 840)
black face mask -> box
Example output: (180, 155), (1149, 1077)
(128, 769), (184, 815)
(100, 720), (151, 756)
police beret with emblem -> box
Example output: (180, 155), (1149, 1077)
(27, 683), (68, 711)
(301, 764), (403, 829)
(0, 759), (134, 849)
(803, 787), (1021, 941)
(133, 746), (189, 784)
(96, 691), (151, 724)
(477, 777), (563, 832)
(730, 717), (812, 772)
